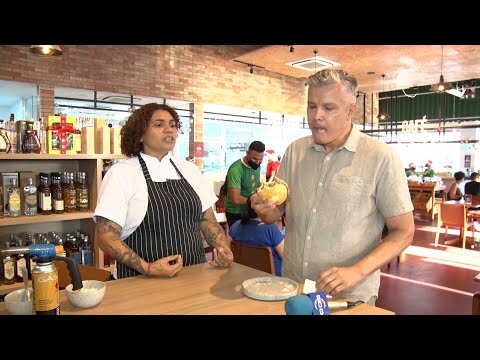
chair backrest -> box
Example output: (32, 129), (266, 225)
(471, 195), (480, 207)
(229, 240), (275, 275)
(439, 203), (466, 226)
(473, 292), (480, 315)
(54, 260), (112, 289)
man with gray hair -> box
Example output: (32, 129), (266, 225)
(251, 69), (414, 305)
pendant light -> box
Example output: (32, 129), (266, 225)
(377, 74), (390, 121)
(431, 45), (453, 93)
(29, 45), (63, 57)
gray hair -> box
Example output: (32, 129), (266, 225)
(306, 69), (358, 105)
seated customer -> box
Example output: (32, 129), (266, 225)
(229, 197), (284, 276)
(447, 171), (465, 201)
(465, 172), (480, 196)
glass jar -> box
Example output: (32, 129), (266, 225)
(22, 121), (41, 154)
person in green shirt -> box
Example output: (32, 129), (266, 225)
(405, 163), (419, 177)
(225, 141), (265, 227)
(423, 160), (435, 178)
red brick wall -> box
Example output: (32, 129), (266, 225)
(0, 45), (307, 117)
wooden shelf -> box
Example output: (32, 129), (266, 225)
(0, 212), (94, 227)
(0, 281), (31, 297)
(0, 154), (125, 160)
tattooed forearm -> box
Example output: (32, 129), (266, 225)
(199, 210), (227, 247)
(96, 216), (146, 275)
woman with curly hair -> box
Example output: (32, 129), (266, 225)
(94, 103), (233, 279)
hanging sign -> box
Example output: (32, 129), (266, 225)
(401, 115), (427, 133)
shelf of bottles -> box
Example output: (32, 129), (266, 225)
(1, 229), (93, 295)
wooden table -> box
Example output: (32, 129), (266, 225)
(409, 184), (446, 220)
(0, 263), (394, 315)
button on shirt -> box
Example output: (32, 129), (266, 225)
(94, 152), (218, 240)
(278, 126), (413, 302)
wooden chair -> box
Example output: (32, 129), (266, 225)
(434, 203), (475, 250)
(54, 260), (112, 289)
(473, 292), (480, 315)
(229, 240), (275, 275)
(471, 194), (480, 207)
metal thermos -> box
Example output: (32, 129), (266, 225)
(32, 260), (60, 315)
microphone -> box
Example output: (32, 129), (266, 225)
(284, 294), (313, 315)
(285, 292), (363, 315)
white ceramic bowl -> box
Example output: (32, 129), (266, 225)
(4, 287), (34, 315)
(65, 280), (106, 309)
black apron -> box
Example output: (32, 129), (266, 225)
(116, 155), (206, 279)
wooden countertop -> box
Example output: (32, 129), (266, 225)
(0, 263), (394, 315)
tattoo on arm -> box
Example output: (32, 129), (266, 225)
(199, 211), (226, 247)
(96, 216), (146, 275)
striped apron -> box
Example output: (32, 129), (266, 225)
(116, 155), (206, 279)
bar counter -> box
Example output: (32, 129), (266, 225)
(0, 262), (394, 315)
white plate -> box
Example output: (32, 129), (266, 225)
(241, 276), (298, 301)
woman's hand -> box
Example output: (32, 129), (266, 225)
(148, 254), (183, 277)
(209, 245), (234, 268)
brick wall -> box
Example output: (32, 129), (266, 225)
(0, 45), (307, 117)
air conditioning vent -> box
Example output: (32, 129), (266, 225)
(286, 56), (340, 72)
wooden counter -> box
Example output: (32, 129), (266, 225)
(0, 262), (394, 315)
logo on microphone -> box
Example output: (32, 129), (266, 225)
(308, 291), (331, 315)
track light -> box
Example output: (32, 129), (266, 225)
(290, 46), (295, 53)
(249, 64), (254, 74)
(29, 45), (63, 57)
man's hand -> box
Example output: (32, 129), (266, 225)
(315, 266), (362, 296)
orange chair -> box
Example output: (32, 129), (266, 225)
(229, 240), (275, 275)
(434, 202), (475, 250)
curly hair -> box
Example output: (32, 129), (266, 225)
(120, 103), (181, 157)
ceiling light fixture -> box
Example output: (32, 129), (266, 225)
(431, 45), (453, 93)
(377, 74), (390, 121)
(29, 45), (63, 57)
(289, 45), (295, 54)
(249, 64), (254, 74)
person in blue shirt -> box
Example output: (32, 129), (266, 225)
(229, 197), (284, 276)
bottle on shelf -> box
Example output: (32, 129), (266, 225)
(7, 177), (21, 217)
(38, 117), (47, 154)
(80, 235), (93, 266)
(50, 172), (64, 214)
(22, 120), (41, 154)
(3, 241), (16, 285)
(64, 173), (76, 213)
(7, 113), (17, 154)
(76, 172), (89, 212)
(0, 119), (12, 153)
(38, 173), (52, 215)
(23, 177), (38, 216)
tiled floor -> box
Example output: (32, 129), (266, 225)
(377, 215), (480, 315)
